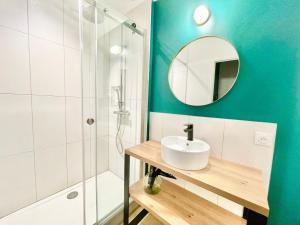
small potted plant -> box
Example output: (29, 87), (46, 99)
(144, 166), (176, 194)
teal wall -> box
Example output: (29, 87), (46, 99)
(150, 1), (300, 225)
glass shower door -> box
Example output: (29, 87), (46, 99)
(80, 1), (145, 225)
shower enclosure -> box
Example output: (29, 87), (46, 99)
(80, 1), (147, 224)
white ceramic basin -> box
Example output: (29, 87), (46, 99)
(161, 136), (210, 171)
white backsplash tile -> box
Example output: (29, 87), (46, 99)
(185, 182), (219, 204)
(30, 36), (65, 96)
(162, 113), (189, 137)
(222, 119), (276, 190)
(32, 95), (66, 150)
(0, 27), (31, 94)
(149, 112), (163, 141)
(0, 0), (28, 33)
(189, 116), (225, 158)
(35, 145), (67, 200)
(28, 0), (63, 44)
(217, 196), (244, 217)
(0, 94), (33, 157)
(0, 152), (36, 218)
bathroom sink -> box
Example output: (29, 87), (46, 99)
(161, 136), (210, 170)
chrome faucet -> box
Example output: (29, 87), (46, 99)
(184, 124), (194, 141)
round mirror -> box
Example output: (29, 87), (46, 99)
(168, 36), (240, 106)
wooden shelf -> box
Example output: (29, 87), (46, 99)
(126, 141), (269, 217)
(130, 179), (246, 225)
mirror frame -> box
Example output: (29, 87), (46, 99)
(168, 36), (240, 106)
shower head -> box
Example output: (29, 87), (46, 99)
(82, 2), (104, 24)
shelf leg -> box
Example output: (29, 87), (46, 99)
(124, 154), (130, 225)
(243, 208), (268, 225)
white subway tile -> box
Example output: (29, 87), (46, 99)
(0, 152), (36, 218)
(0, 27), (30, 94)
(0, 94), (33, 157)
(30, 36), (65, 96)
(32, 95), (66, 150)
(0, 0), (28, 33)
(35, 145), (67, 200)
(28, 0), (63, 44)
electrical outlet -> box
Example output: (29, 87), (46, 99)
(254, 131), (274, 147)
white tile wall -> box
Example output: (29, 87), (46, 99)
(32, 96), (66, 150)
(0, 152), (36, 218)
(28, 0), (64, 44)
(0, 27), (31, 94)
(30, 36), (65, 96)
(0, 94), (33, 157)
(63, 0), (80, 49)
(67, 141), (83, 186)
(0, 0), (28, 33)
(35, 145), (67, 200)
(65, 48), (81, 97)
(92, 137), (109, 175)
(0, 0), (84, 218)
(149, 112), (277, 216)
(66, 97), (82, 143)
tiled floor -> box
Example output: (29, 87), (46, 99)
(0, 171), (123, 225)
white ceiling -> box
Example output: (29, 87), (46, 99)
(100, 0), (145, 15)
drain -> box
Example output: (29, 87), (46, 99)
(67, 191), (78, 199)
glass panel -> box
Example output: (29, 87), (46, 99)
(80, 1), (98, 225)
(80, 1), (145, 224)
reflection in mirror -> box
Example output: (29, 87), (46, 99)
(168, 36), (240, 106)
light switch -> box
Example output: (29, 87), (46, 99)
(254, 131), (274, 147)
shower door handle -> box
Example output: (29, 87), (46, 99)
(86, 118), (95, 125)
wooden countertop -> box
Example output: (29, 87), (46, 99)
(130, 179), (246, 225)
(126, 140), (269, 216)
